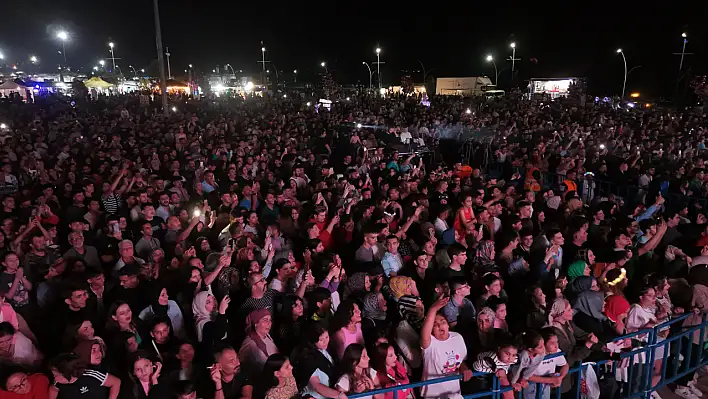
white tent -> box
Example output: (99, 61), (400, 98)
(0, 80), (30, 100)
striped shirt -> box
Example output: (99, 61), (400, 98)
(101, 193), (122, 215)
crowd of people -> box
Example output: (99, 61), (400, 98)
(0, 89), (705, 399)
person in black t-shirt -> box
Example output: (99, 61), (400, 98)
(200, 346), (252, 399)
(49, 352), (121, 399)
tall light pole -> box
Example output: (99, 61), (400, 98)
(165, 46), (172, 79)
(152, 0), (169, 115)
(260, 47), (267, 91)
(375, 47), (382, 89)
(56, 31), (68, 68)
(30, 55), (38, 64)
(226, 63), (236, 76)
(128, 65), (137, 76)
(293, 69), (297, 83)
(616, 48), (627, 98)
(108, 42), (117, 72)
(362, 62), (373, 90)
(320, 62), (328, 73)
(508, 42), (519, 76)
(677, 32), (689, 72)
(486, 55), (498, 86)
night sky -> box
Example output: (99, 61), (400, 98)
(0, 1), (704, 98)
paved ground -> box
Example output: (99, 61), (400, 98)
(657, 369), (708, 399)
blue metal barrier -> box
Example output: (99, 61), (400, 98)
(348, 314), (708, 399)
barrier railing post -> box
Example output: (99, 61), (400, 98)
(643, 328), (656, 399)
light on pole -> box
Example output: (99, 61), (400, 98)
(108, 42), (117, 72)
(678, 32), (688, 72)
(486, 55), (498, 86)
(0, 52), (4, 60)
(30, 56), (38, 64)
(261, 47), (267, 91)
(320, 62), (328, 73)
(509, 42), (517, 74)
(616, 48), (627, 98)
(362, 62), (373, 90)
(375, 47), (382, 89)
(56, 31), (68, 68)
(128, 65), (137, 76)
(293, 69), (297, 83)
(99, 60), (106, 67)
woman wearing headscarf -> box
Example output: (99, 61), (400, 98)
(387, 276), (418, 302)
(603, 268), (631, 335)
(572, 284), (613, 340)
(547, 298), (599, 395)
(566, 260), (590, 283)
(473, 240), (498, 277)
(361, 291), (388, 342)
(191, 291), (229, 363)
(139, 285), (186, 339)
(239, 308), (279, 377)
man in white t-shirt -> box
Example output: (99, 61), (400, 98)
(420, 297), (473, 399)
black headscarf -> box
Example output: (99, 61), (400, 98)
(151, 285), (169, 317)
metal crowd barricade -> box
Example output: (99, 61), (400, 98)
(348, 314), (708, 399)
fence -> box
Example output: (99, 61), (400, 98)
(349, 313), (708, 399)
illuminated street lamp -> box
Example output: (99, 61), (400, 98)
(108, 42), (117, 71)
(616, 48), (627, 98)
(99, 60), (106, 67)
(486, 55), (498, 86)
(0, 52), (4, 60)
(362, 62), (373, 90)
(320, 62), (328, 73)
(375, 47), (382, 89)
(509, 42), (517, 73)
(56, 31), (69, 67)
(30, 56), (38, 64)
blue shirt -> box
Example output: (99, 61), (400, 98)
(382, 252), (403, 276)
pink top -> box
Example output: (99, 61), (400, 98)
(336, 323), (364, 359)
(0, 303), (18, 330)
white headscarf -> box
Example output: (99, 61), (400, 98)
(192, 291), (214, 342)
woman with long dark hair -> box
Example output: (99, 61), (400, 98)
(371, 342), (411, 399)
(292, 323), (342, 399)
(255, 353), (298, 399)
(275, 295), (306, 355)
(335, 344), (383, 399)
(330, 300), (365, 360)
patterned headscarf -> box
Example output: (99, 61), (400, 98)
(389, 276), (412, 299)
(362, 292), (387, 321)
(548, 298), (572, 332)
(475, 240), (496, 271)
(192, 291), (214, 342)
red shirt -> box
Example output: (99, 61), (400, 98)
(0, 374), (50, 399)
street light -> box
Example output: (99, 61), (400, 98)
(140, 69), (145, 73)
(362, 62), (373, 90)
(0, 52), (4, 60)
(261, 47), (267, 91)
(128, 65), (137, 76)
(375, 47), (382, 89)
(486, 55), (498, 86)
(56, 31), (69, 68)
(30, 56), (38, 63)
(108, 42), (117, 72)
(293, 69), (297, 83)
(616, 48), (627, 98)
(93, 66), (98, 71)
(99, 60), (106, 66)
(509, 42), (517, 74)
(320, 62), (328, 73)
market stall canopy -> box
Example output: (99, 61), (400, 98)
(0, 80), (29, 91)
(84, 77), (114, 89)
